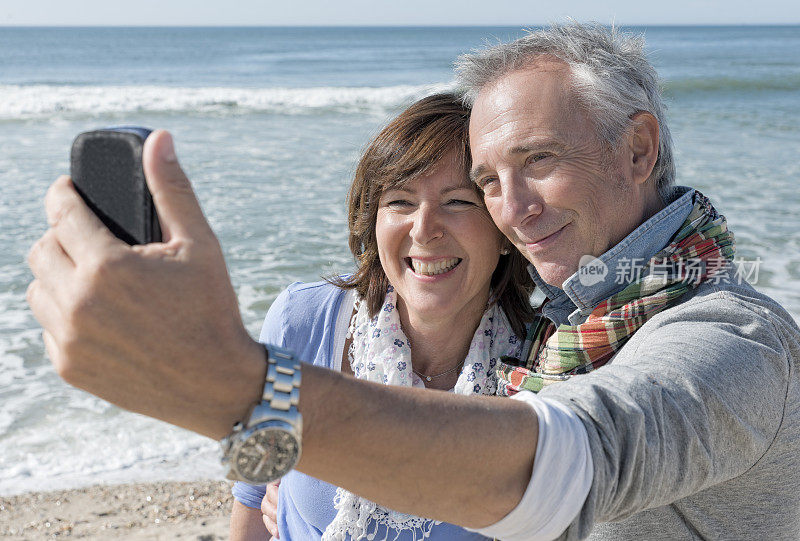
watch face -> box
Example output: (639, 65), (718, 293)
(234, 425), (300, 484)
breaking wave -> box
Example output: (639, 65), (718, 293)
(1, 82), (455, 119)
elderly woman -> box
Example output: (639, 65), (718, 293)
(229, 93), (534, 540)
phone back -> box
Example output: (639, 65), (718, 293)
(70, 129), (161, 245)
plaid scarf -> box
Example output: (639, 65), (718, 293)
(498, 191), (735, 396)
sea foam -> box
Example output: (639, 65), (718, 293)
(1, 83), (454, 119)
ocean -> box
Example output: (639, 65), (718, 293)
(1, 25), (799, 495)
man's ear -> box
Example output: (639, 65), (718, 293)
(628, 112), (660, 186)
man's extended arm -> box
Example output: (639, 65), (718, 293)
(299, 364), (537, 525)
(26, 130), (538, 528)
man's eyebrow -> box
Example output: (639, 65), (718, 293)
(509, 140), (567, 155)
(469, 164), (488, 184)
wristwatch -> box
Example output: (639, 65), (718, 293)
(221, 344), (302, 484)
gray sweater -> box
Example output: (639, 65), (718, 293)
(542, 263), (800, 540)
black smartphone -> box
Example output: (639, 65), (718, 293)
(70, 127), (162, 245)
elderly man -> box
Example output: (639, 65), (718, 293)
(27, 24), (800, 540)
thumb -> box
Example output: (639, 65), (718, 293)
(142, 130), (213, 242)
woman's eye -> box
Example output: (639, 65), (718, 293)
(446, 199), (475, 206)
(386, 199), (412, 207)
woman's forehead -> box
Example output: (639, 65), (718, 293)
(389, 148), (471, 188)
(387, 165), (473, 192)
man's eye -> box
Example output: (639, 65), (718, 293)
(476, 177), (500, 195)
(527, 152), (553, 164)
(476, 177), (497, 190)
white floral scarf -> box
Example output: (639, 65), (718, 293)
(321, 285), (523, 541)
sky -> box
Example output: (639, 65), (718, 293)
(1, 0), (798, 26)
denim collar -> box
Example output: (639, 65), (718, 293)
(528, 186), (696, 326)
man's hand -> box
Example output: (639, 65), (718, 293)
(261, 481), (280, 539)
(26, 130), (265, 439)
(26, 130), (540, 529)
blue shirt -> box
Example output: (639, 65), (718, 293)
(532, 186), (695, 326)
(232, 281), (491, 540)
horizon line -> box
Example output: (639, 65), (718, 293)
(2, 22), (800, 28)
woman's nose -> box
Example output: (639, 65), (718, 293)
(409, 205), (444, 245)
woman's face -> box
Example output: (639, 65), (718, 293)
(376, 151), (504, 327)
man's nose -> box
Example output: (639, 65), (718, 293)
(410, 204), (444, 245)
(498, 175), (543, 229)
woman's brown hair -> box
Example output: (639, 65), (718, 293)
(329, 93), (534, 337)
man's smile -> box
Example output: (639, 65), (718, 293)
(523, 224), (569, 254)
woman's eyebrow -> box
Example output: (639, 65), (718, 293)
(442, 181), (476, 194)
(384, 186), (415, 194)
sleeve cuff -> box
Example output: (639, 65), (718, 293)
(468, 394), (593, 541)
(232, 481), (267, 510)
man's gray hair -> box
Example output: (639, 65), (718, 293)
(455, 22), (675, 202)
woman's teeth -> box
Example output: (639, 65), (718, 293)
(410, 258), (460, 276)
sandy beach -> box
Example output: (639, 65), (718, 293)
(0, 480), (235, 540)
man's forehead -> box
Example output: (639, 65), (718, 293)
(468, 61), (582, 159)
(471, 61), (573, 122)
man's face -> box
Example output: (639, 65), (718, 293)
(469, 59), (649, 288)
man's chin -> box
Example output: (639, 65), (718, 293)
(527, 259), (576, 289)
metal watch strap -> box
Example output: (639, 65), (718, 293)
(220, 344), (302, 483)
(244, 344), (302, 428)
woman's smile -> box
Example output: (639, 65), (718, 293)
(376, 150), (503, 324)
(405, 257), (462, 277)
